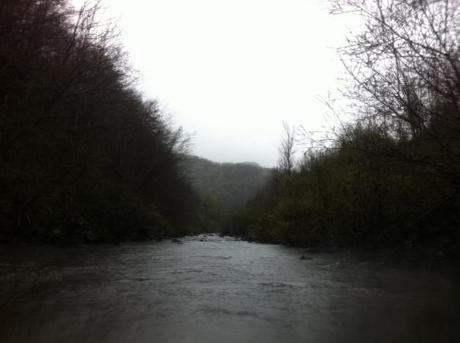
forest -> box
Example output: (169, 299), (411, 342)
(187, 156), (270, 232)
(0, 0), (198, 243)
(1, 0), (460, 263)
(226, 0), (460, 261)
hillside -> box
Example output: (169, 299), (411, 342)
(186, 156), (271, 231)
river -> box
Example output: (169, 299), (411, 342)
(0, 234), (458, 342)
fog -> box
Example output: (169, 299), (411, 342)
(73, 0), (354, 166)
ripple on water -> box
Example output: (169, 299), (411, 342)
(0, 239), (458, 343)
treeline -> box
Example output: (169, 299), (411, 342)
(226, 0), (460, 259)
(0, 0), (197, 243)
(226, 125), (459, 254)
(187, 156), (270, 232)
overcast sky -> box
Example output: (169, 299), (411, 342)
(73, 0), (354, 167)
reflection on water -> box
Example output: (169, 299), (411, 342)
(0, 235), (458, 342)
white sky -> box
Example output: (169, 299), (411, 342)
(73, 0), (355, 167)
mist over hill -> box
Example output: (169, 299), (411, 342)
(186, 156), (271, 231)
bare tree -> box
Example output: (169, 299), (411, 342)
(278, 122), (296, 174)
(332, 0), (460, 183)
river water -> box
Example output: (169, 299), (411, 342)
(0, 234), (458, 342)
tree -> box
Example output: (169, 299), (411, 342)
(230, 0), (460, 256)
(332, 0), (460, 191)
(0, 0), (197, 242)
(278, 122), (296, 174)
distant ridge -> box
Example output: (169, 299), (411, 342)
(185, 155), (271, 230)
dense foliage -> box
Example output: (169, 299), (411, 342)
(187, 156), (270, 232)
(227, 125), (459, 255)
(228, 0), (460, 259)
(0, 0), (197, 243)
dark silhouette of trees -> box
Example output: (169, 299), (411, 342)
(332, 0), (460, 186)
(231, 0), (460, 260)
(0, 0), (197, 243)
(5, 0), (459, 257)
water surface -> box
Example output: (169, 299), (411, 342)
(0, 235), (458, 342)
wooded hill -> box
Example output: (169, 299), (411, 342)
(186, 156), (270, 232)
(0, 0), (197, 243)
